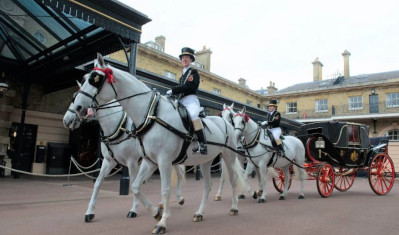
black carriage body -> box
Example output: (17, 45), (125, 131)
(299, 121), (374, 167)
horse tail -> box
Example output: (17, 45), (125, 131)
(171, 165), (186, 187)
(233, 157), (246, 194)
(292, 165), (308, 181)
(267, 167), (279, 178)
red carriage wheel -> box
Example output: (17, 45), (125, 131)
(368, 153), (395, 195)
(273, 168), (292, 193)
(334, 167), (355, 192)
(316, 163), (335, 198)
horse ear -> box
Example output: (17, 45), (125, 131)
(242, 106), (246, 114)
(230, 102), (234, 109)
(223, 103), (227, 109)
(97, 53), (105, 68)
(76, 80), (82, 88)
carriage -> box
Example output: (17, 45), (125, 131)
(279, 121), (396, 198)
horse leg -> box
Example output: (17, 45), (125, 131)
(193, 161), (212, 222)
(214, 159), (225, 201)
(152, 158), (172, 234)
(239, 161), (253, 199)
(85, 159), (116, 222)
(298, 166), (306, 199)
(131, 160), (161, 221)
(279, 165), (291, 200)
(127, 160), (140, 218)
(174, 165), (185, 205)
(223, 156), (246, 215)
(257, 162), (267, 203)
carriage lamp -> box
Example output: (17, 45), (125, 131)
(315, 137), (325, 149)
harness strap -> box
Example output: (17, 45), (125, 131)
(102, 142), (121, 165)
(100, 112), (128, 143)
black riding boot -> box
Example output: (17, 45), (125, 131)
(193, 129), (207, 154)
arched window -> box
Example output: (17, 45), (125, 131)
(385, 129), (399, 141)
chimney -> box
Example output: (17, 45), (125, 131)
(312, 57), (323, 81)
(342, 50), (351, 78)
(267, 81), (277, 94)
(195, 45), (212, 72)
(238, 78), (246, 88)
(155, 35), (165, 49)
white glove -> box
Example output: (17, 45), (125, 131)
(261, 121), (268, 126)
(166, 89), (173, 95)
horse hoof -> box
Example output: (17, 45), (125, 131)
(152, 225), (166, 234)
(214, 196), (222, 201)
(193, 214), (203, 222)
(257, 190), (263, 196)
(238, 194), (246, 199)
(279, 196), (286, 200)
(258, 199), (266, 203)
(85, 214), (94, 222)
(229, 209), (239, 216)
(252, 192), (258, 200)
(153, 207), (163, 221)
(127, 211), (137, 218)
(298, 195), (305, 199)
(178, 198), (185, 205)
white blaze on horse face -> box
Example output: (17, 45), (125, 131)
(233, 115), (245, 141)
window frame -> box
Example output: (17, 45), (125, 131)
(163, 70), (176, 80)
(348, 96), (363, 110)
(286, 102), (298, 114)
(386, 92), (399, 108)
(315, 99), (328, 113)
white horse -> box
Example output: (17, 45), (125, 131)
(63, 98), (185, 222)
(71, 53), (245, 234)
(233, 107), (306, 202)
(215, 103), (257, 200)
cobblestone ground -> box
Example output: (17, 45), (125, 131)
(0, 174), (398, 235)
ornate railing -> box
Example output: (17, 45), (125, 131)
(282, 102), (399, 120)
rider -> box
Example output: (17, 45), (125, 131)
(166, 47), (207, 155)
(261, 99), (284, 154)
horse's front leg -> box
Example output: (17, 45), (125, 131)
(193, 161), (212, 222)
(85, 159), (117, 222)
(214, 159), (225, 201)
(152, 158), (172, 234)
(257, 161), (268, 203)
(279, 165), (291, 200)
(126, 159), (140, 218)
(173, 165), (185, 205)
(132, 160), (160, 219)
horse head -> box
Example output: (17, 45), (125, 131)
(72, 53), (118, 120)
(222, 102), (236, 125)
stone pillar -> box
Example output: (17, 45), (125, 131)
(342, 50), (351, 78)
(312, 57), (323, 81)
(267, 81), (277, 94)
(155, 35), (165, 49)
(238, 78), (246, 88)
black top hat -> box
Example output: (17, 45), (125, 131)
(179, 47), (195, 62)
(269, 99), (278, 106)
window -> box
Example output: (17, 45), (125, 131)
(386, 93), (399, 108)
(286, 102), (297, 114)
(348, 125), (360, 145)
(212, 88), (221, 96)
(163, 70), (176, 80)
(315, 99), (328, 112)
(385, 129), (399, 141)
(348, 96), (363, 110)
(246, 100), (253, 106)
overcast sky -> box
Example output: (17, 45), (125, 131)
(121, 0), (399, 90)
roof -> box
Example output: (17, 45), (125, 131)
(0, 0), (151, 91)
(277, 70), (399, 94)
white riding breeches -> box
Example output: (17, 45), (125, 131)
(181, 94), (200, 120)
(270, 127), (282, 140)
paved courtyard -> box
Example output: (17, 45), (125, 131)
(0, 173), (398, 235)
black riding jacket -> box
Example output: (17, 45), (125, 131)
(171, 67), (200, 98)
